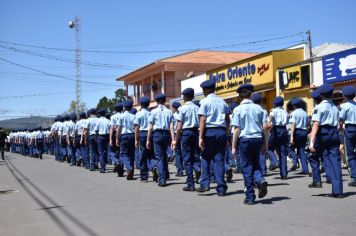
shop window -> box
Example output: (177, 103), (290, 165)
(301, 65), (310, 86)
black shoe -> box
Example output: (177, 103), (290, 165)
(127, 169), (134, 180)
(258, 181), (268, 198)
(113, 164), (118, 173)
(117, 165), (124, 177)
(326, 180), (332, 184)
(183, 186), (195, 192)
(226, 169), (233, 182)
(331, 193), (344, 198)
(243, 198), (255, 205)
(269, 165), (278, 171)
(297, 171), (310, 175)
(308, 182), (322, 188)
(175, 172), (184, 177)
(281, 176), (288, 180)
(152, 168), (159, 182)
(158, 182), (167, 187)
(320, 166), (325, 173)
(290, 165), (297, 171)
(348, 182), (356, 187)
(195, 170), (201, 184)
(196, 187), (210, 193)
(217, 192), (226, 197)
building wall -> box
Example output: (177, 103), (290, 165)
(180, 74), (205, 94)
(312, 59), (323, 87)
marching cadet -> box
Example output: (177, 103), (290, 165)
(251, 93), (269, 176)
(116, 100), (136, 180)
(66, 113), (77, 166)
(171, 101), (184, 177)
(51, 116), (60, 161)
(95, 108), (111, 173)
(147, 93), (175, 187)
(35, 126), (44, 159)
(110, 102), (123, 175)
(268, 96), (289, 179)
(134, 96), (158, 182)
(289, 98), (310, 175)
(130, 108), (140, 169)
(309, 84), (343, 198)
(197, 79), (229, 196)
(226, 102), (238, 180)
(339, 86), (356, 187)
(232, 84), (268, 205)
(85, 108), (99, 171)
(75, 112), (87, 167)
(57, 115), (67, 162)
(173, 88), (201, 191)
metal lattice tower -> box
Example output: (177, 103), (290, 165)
(70, 17), (81, 113)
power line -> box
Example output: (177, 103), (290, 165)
(0, 57), (118, 86)
(0, 87), (113, 100)
(0, 32), (305, 54)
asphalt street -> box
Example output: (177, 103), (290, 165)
(1, 152), (356, 236)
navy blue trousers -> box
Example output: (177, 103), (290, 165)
(200, 128), (227, 194)
(98, 135), (109, 172)
(119, 134), (135, 172)
(269, 127), (288, 178)
(89, 135), (98, 169)
(139, 131), (156, 180)
(153, 130), (170, 184)
(181, 129), (199, 188)
(289, 129), (309, 173)
(345, 125), (356, 182)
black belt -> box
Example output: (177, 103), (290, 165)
(206, 127), (226, 130)
(273, 125), (286, 128)
(182, 127), (198, 131)
(320, 125), (337, 128)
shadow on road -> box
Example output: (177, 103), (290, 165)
(198, 190), (245, 197)
(311, 192), (356, 198)
(4, 158), (100, 236)
(268, 183), (290, 187)
(257, 196), (291, 204)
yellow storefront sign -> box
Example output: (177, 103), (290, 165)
(280, 65), (302, 90)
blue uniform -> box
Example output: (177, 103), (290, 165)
(75, 119), (87, 166)
(198, 93), (229, 194)
(289, 108), (309, 173)
(134, 108), (156, 180)
(95, 116), (111, 173)
(58, 122), (67, 161)
(66, 120), (77, 165)
(312, 99), (343, 195)
(149, 104), (174, 185)
(339, 100), (356, 183)
(173, 111), (183, 175)
(268, 107), (289, 178)
(109, 112), (121, 166)
(85, 116), (99, 170)
(232, 99), (267, 202)
(118, 111), (136, 173)
(177, 101), (200, 188)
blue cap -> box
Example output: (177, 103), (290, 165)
(342, 86), (355, 97)
(79, 112), (87, 118)
(155, 93), (166, 101)
(237, 84), (254, 93)
(193, 100), (200, 107)
(311, 89), (321, 99)
(319, 84), (334, 95)
(98, 108), (107, 115)
(140, 96), (150, 104)
(114, 102), (123, 109)
(200, 79), (216, 89)
(273, 96), (284, 107)
(130, 108), (137, 114)
(228, 102), (238, 112)
(182, 88), (194, 96)
(123, 100), (133, 107)
(291, 98), (303, 106)
(252, 93), (262, 103)
(88, 108), (97, 114)
(64, 114), (70, 120)
(172, 101), (181, 108)
(70, 112), (77, 121)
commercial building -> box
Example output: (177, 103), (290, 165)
(116, 50), (256, 107)
(278, 43), (356, 114)
(206, 48), (304, 110)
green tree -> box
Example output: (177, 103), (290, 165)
(96, 88), (127, 113)
(68, 100), (87, 113)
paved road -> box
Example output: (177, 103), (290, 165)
(1, 152), (356, 236)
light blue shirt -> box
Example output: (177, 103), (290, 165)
(75, 119), (86, 136)
(198, 93), (229, 128)
(95, 117), (110, 135)
(290, 108), (308, 130)
(177, 101), (199, 129)
(270, 107), (289, 126)
(118, 111), (135, 134)
(231, 99), (266, 138)
(134, 108), (150, 131)
(312, 99), (339, 127)
(57, 122), (65, 135)
(51, 122), (58, 132)
(110, 112), (121, 129)
(62, 121), (70, 134)
(66, 120), (76, 137)
(85, 116), (100, 135)
(36, 131), (44, 139)
(173, 112), (179, 131)
(149, 104), (173, 131)
(339, 100), (356, 125)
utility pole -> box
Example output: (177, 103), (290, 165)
(69, 17), (81, 113)
(307, 30), (314, 85)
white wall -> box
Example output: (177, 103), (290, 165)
(180, 74), (205, 94)
(312, 60), (323, 87)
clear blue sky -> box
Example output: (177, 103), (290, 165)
(0, 0), (355, 120)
